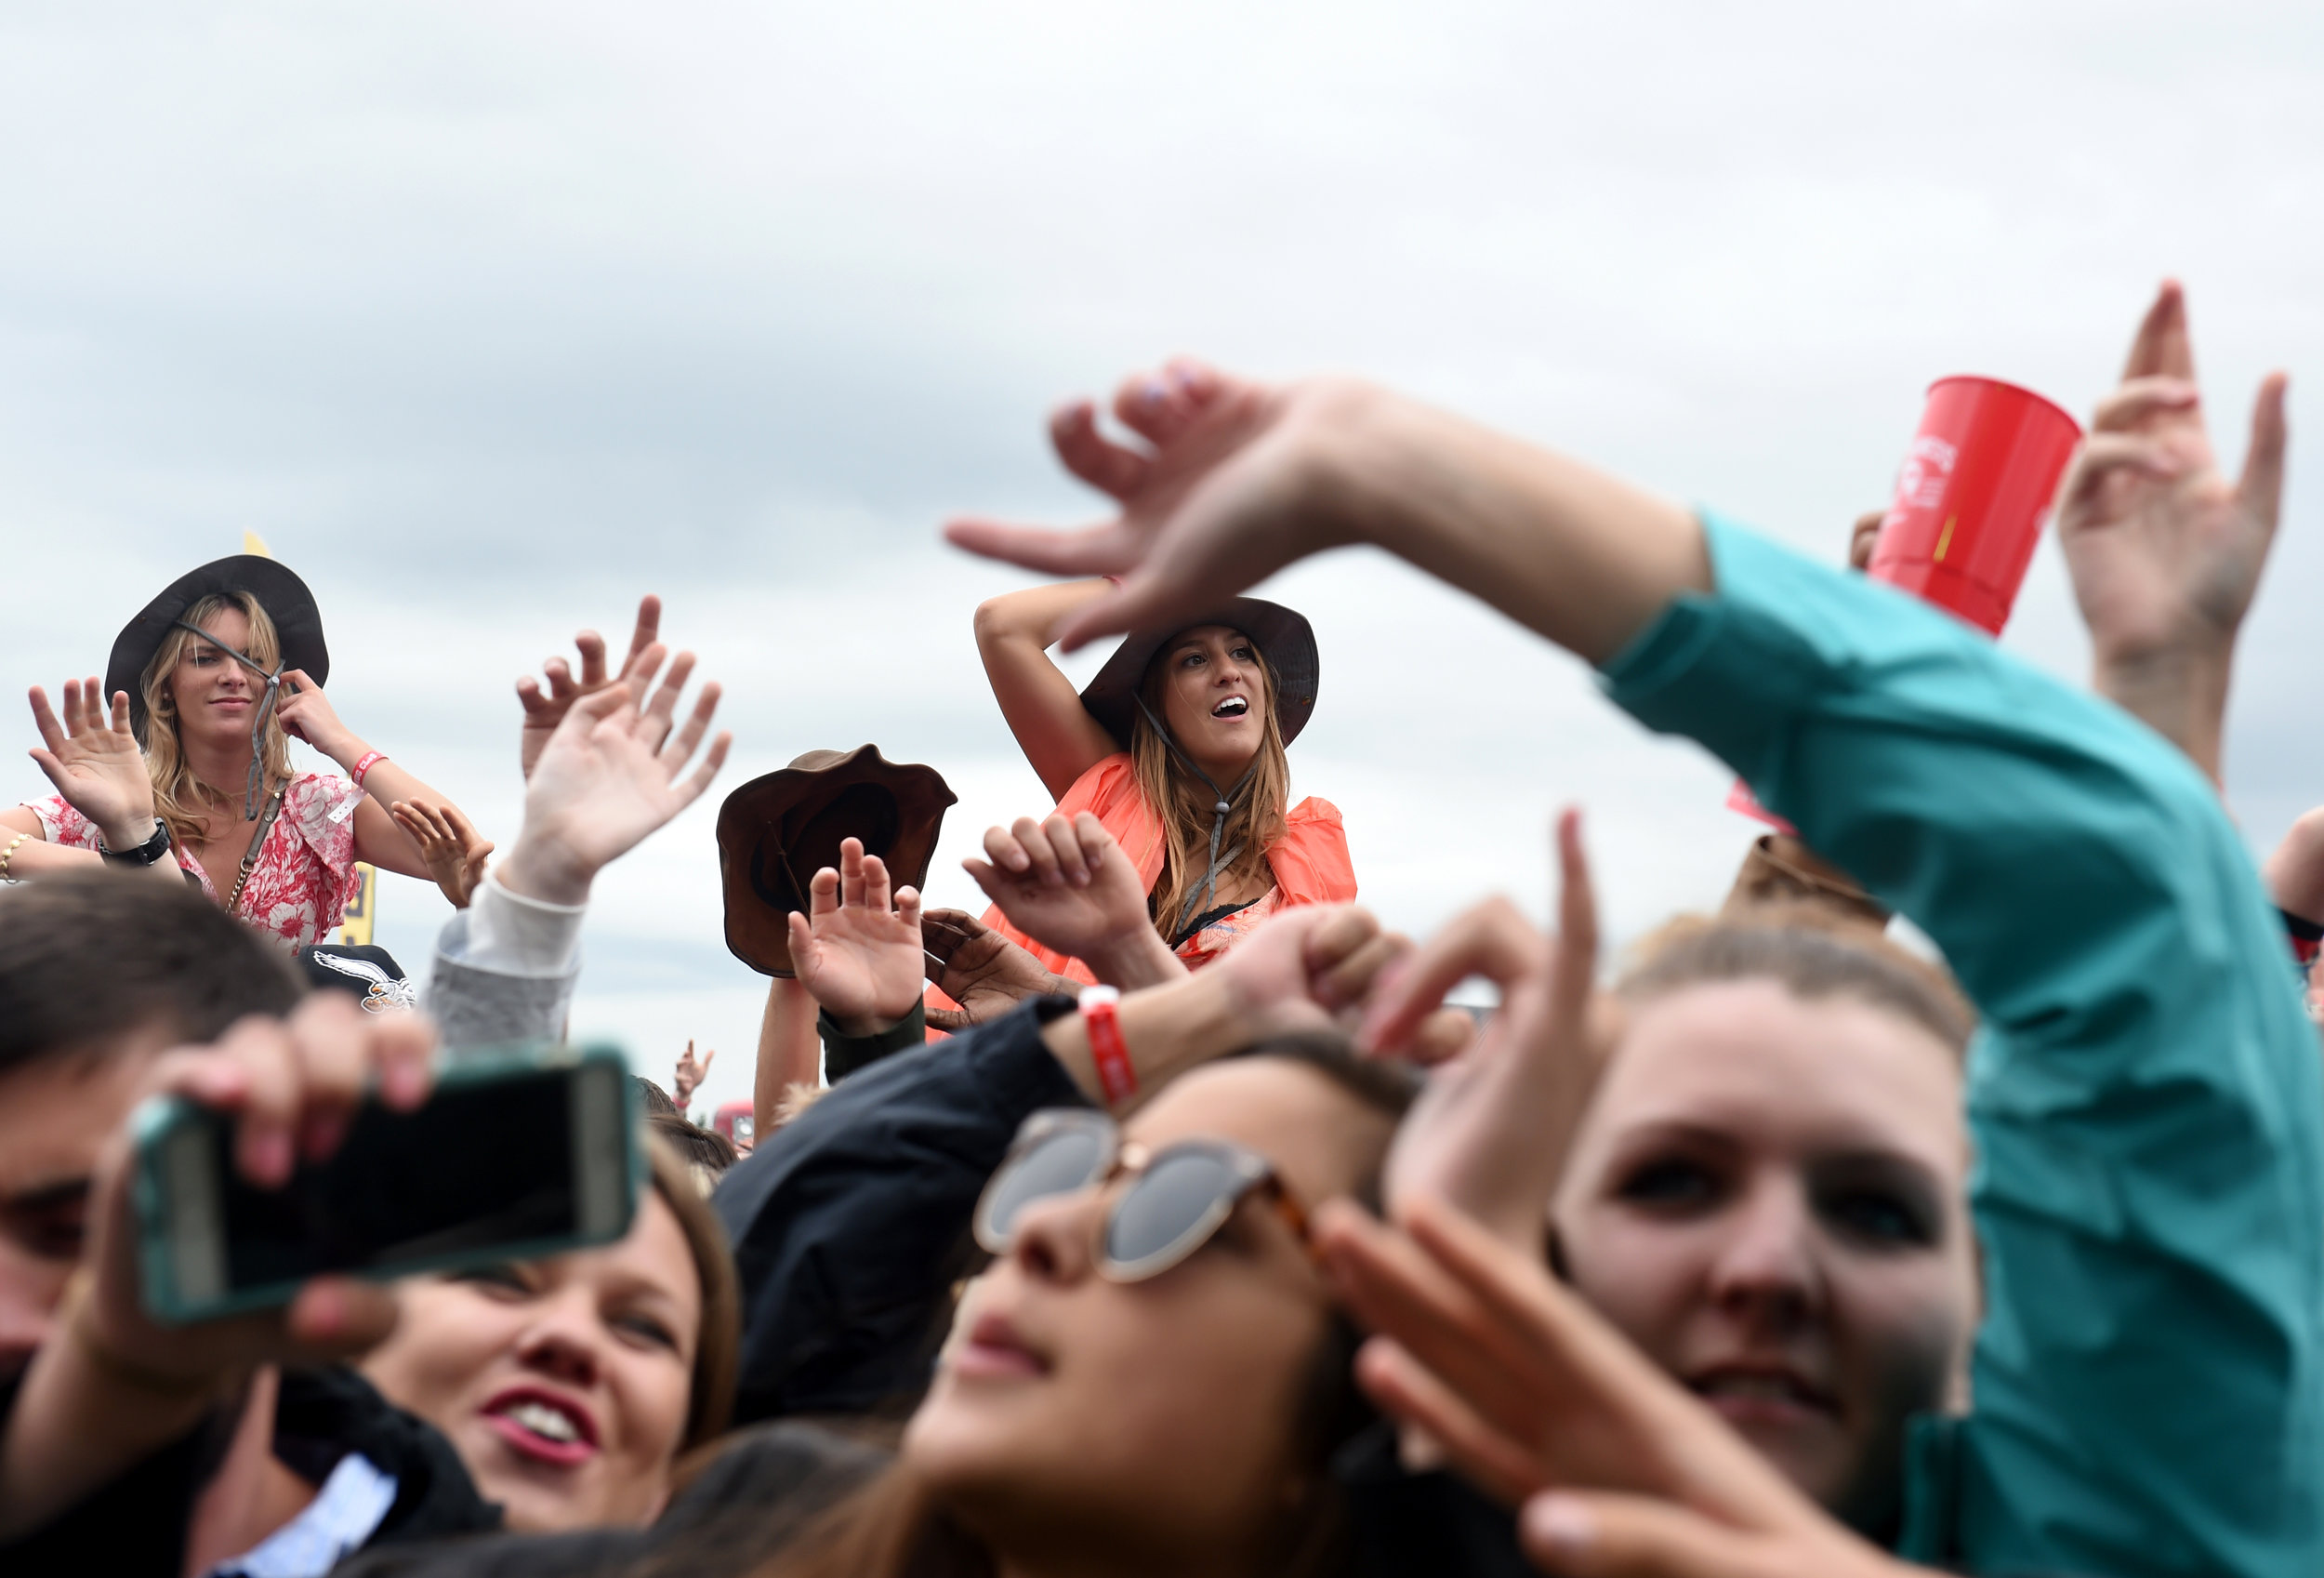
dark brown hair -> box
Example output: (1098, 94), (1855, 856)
(643, 1136), (743, 1451)
(739, 1033), (1413, 1578)
(0, 870), (304, 1077)
(1618, 903), (1974, 1057)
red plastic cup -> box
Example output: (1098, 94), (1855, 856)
(1867, 376), (2082, 637)
(1727, 374), (2081, 832)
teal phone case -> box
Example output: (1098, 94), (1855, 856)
(130, 1043), (644, 1326)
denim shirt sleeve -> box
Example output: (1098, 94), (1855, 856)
(1602, 515), (2324, 1578)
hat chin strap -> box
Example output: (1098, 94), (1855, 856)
(1133, 696), (1257, 932)
(172, 618), (287, 822)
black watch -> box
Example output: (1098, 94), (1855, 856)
(99, 819), (173, 869)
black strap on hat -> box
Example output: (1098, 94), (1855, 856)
(1132, 695), (1256, 936)
(171, 617), (294, 821)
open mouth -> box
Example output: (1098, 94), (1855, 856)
(482, 1387), (599, 1466)
(1210, 696), (1249, 719)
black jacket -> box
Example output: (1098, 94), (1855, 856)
(0, 1364), (499, 1575)
(713, 995), (1086, 1425)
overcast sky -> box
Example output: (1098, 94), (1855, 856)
(3, 2), (2318, 1117)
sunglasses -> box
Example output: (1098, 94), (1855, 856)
(972, 1108), (1312, 1282)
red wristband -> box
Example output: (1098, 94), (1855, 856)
(1079, 986), (1138, 1106)
(351, 750), (386, 788)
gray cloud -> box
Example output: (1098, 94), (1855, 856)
(2, 1), (2318, 1113)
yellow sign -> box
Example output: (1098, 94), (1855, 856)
(244, 530), (273, 558)
(339, 861), (376, 947)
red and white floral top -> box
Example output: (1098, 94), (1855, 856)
(25, 773), (365, 950)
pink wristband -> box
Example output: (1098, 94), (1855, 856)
(351, 750), (386, 788)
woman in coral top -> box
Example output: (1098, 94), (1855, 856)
(971, 573), (1353, 981)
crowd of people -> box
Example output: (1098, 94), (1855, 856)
(0, 279), (2315, 1578)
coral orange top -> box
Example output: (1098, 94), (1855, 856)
(984, 751), (1356, 984)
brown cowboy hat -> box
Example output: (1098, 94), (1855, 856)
(716, 745), (957, 977)
(1077, 597), (1319, 749)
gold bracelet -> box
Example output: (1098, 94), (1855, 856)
(0, 830), (29, 882)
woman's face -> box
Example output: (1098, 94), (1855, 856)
(1155, 625), (1269, 779)
(358, 1193), (701, 1533)
(165, 606), (260, 752)
(1553, 978), (1975, 1531)
(905, 1059), (1391, 1571)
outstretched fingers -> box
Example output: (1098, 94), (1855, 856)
(659, 680), (722, 774)
(1354, 1335), (1549, 1506)
(27, 685), (66, 755)
(943, 514), (1142, 583)
(2092, 375), (2201, 435)
(1050, 401), (1153, 501)
(619, 595), (664, 677)
(1551, 808), (1600, 1016)
(2239, 372), (2291, 530)
(2122, 278), (2197, 383)
(673, 730), (732, 807)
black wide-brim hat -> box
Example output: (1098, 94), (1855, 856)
(1077, 597), (1319, 749)
(716, 745), (958, 977)
(105, 556), (329, 748)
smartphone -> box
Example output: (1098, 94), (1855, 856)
(130, 1046), (640, 1324)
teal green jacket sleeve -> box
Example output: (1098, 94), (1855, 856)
(1602, 516), (2324, 1578)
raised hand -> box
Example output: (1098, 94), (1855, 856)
(672, 1039), (714, 1109)
(922, 908), (1076, 1032)
(945, 360), (1369, 652)
(963, 812), (1183, 988)
(787, 838), (927, 1035)
(390, 800), (494, 908)
(2055, 282), (2289, 779)
(28, 679), (159, 849)
(493, 646), (730, 906)
(272, 670), (357, 759)
(1365, 809), (1611, 1251)
(516, 596), (664, 780)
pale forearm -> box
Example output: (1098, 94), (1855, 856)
(1038, 970), (1240, 1108)
(1328, 386), (1710, 666)
(1080, 923), (1188, 991)
(754, 976), (820, 1137)
(2092, 646), (2232, 788)
(972, 579), (1114, 653)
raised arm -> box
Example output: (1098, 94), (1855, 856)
(947, 367), (1706, 667)
(11, 681), (185, 883)
(971, 579), (1128, 801)
(2054, 281), (2289, 786)
(944, 338), (2322, 1578)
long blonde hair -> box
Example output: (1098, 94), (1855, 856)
(1130, 629), (1290, 944)
(139, 591), (295, 851)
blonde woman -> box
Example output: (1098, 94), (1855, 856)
(4, 557), (483, 947)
